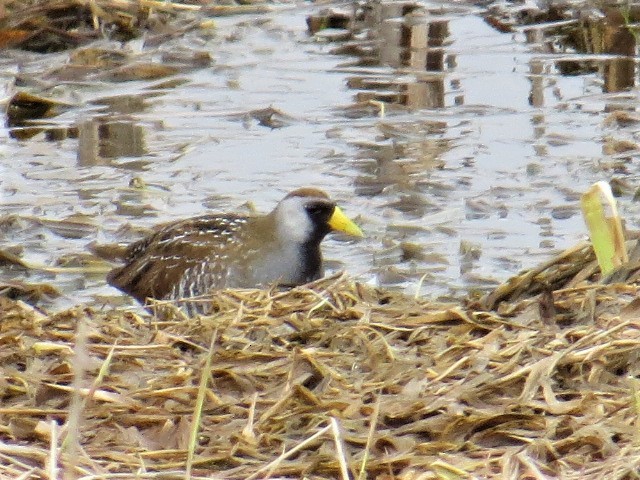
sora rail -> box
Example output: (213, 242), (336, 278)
(107, 188), (363, 308)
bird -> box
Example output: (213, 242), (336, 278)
(106, 187), (363, 310)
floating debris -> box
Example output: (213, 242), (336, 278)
(246, 106), (297, 129)
(0, 0), (208, 53)
(306, 9), (352, 35)
(7, 92), (74, 128)
(0, 279), (61, 303)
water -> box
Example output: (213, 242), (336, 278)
(1, 1), (639, 310)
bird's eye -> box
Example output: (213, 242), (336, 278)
(305, 204), (326, 216)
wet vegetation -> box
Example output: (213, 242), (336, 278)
(3, 0), (640, 478)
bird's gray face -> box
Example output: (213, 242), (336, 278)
(274, 195), (336, 245)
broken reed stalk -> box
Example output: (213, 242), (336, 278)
(62, 319), (89, 472)
(241, 393), (258, 442)
(330, 417), (350, 480)
(46, 420), (59, 480)
(581, 181), (628, 276)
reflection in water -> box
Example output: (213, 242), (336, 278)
(77, 94), (151, 166)
(352, 119), (452, 287)
(327, 3), (456, 288)
(338, 2), (453, 211)
(6, 92), (75, 140)
(7, 92), (153, 153)
(8, 0), (640, 308)
(92, 94), (150, 115)
(342, 2), (451, 109)
(354, 121), (448, 196)
(600, 9), (635, 93)
(77, 117), (147, 166)
(527, 8), (637, 93)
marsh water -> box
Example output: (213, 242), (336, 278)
(2, 1), (640, 310)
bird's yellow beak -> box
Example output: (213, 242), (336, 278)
(328, 206), (364, 237)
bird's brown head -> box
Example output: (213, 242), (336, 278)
(275, 188), (363, 245)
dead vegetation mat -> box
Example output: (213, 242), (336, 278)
(3, 269), (640, 479)
(0, 0), (269, 53)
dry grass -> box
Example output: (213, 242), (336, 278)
(3, 259), (640, 478)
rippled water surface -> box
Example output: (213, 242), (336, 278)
(2, 1), (640, 310)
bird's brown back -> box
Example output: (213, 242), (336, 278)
(107, 214), (256, 303)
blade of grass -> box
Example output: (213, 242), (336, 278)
(185, 330), (217, 479)
(358, 393), (381, 480)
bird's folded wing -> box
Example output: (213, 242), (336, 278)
(107, 215), (246, 302)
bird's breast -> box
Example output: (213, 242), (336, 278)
(228, 242), (321, 288)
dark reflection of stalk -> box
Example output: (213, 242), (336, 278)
(345, 1), (451, 109)
(77, 119), (100, 166)
(524, 7), (637, 161)
(528, 59), (544, 108)
(427, 20), (448, 69)
(77, 117), (146, 166)
(527, 58), (548, 155)
(600, 9), (635, 93)
(545, 8), (636, 93)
